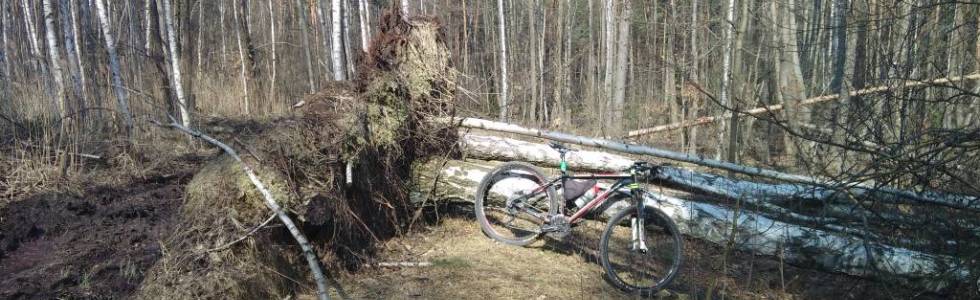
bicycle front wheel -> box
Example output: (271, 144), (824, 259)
(474, 162), (558, 246)
(599, 206), (683, 296)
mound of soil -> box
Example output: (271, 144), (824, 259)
(0, 172), (192, 299)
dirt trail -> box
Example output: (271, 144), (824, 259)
(0, 172), (191, 299)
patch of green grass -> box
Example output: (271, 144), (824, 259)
(432, 256), (471, 269)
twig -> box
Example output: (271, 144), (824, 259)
(153, 117), (332, 300)
(371, 261), (433, 268)
(203, 213), (278, 253)
(18, 142), (102, 160)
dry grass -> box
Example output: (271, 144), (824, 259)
(321, 216), (680, 300)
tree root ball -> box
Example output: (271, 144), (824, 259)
(136, 10), (457, 299)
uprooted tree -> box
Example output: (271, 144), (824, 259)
(136, 11), (457, 299)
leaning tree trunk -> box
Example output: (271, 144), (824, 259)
(414, 141), (969, 291)
(94, 0), (134, 134)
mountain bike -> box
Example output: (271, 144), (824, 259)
(473, 142), (683, 296)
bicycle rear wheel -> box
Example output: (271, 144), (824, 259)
(599, 206), (683, 296)
(474, 162), (558, 246)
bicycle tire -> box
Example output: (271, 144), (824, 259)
(474, 162), (559, 246)
(599, 205), (683, 296)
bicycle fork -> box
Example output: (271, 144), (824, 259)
(630, 188), (649, 253)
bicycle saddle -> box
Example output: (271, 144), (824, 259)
(549, 142), (572, 152)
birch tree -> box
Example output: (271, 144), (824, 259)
(94, 0), (133, 133)
(59, 0), (84, 109)
(41, 0), (66, 118)
(496, 0), (508, 121)
(329, 0), (346, 81)
(161, 0), (192, 127)
(717, 0), (735, 160)
(357, 0), (370, 51)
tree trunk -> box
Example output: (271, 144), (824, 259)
(495, 0), (508, 121)
(449, 117), (980, 210)
(41, 0), (67, 118)
(357, 0), (369, 51)
(609, 0), (630, 136)
(777, 0), (809, 161)
(61, 0), (85, 113)
(94, 0), (134, 134)
(329, 0), (345, 81)
(295, 0), (315, 93)
(161, 0), (191, 128)
(400, 0), (409, 16)
(717, 0), (735, 161)
(686, 0), (699, 155)
(267, 0), (276, 103)
(232, 0), (250, 113)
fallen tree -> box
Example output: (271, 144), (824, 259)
(625, 73), (980, 138)
(137, 11), (459, 299)
(451, 118), (980, 212)
(461, 134), (977, 242)
(413, 156), (971, 291)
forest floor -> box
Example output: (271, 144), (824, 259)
(0, 145), (942, 300)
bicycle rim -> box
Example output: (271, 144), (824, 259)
(600, 207), (683, 295)
(475, 163), (556, 245)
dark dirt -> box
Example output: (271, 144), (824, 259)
(0, 171), (192, 300)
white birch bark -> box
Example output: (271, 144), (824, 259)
(717, 0), (735, 160)
(400, 0), (409, 16)
(329, 0), (345, 81)
(59, 0), (83, 106)
(94, 0), (134, 133)
(161, 0), (191, 127)
(67, 0), (86, 101)
(496, 0), (508, 121)
(144, 0), (153, 53)
(357, 0), (369, 51)
(41, 0), (67, 117)
(21, 0), (43, 65)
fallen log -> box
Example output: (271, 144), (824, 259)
(450, 118), (980, 212)
(459, 134), (969, 248)
(412, 158), (970, 291)
(625, 73), (980, 138)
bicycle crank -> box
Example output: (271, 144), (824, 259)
(541, 215), (572, 240)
